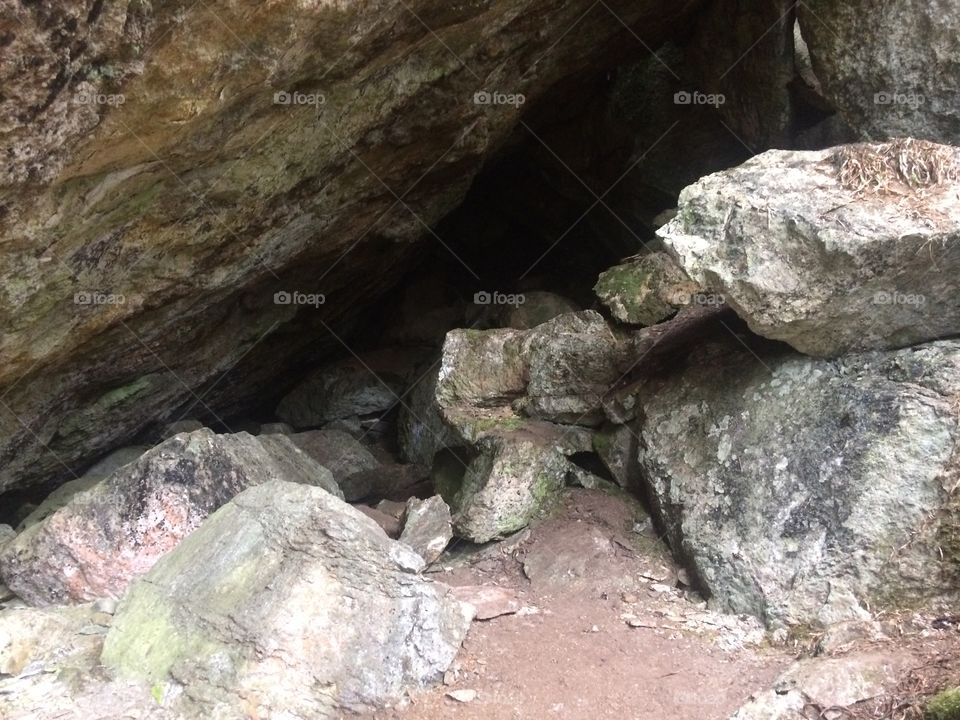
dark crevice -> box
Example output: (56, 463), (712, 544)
(86, 0), (105, 24)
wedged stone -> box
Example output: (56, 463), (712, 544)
(518, 311), (632, 425)
(400, 495), (453, 564)
(798, 1), (960, 144)
(0, 430), (340, 605)
(287, 428), (380, 499)
(453, 436), (571, 543)
(437, 329), (528, 409)
(638, 336), (960, 627)
(402, 311), (619, 546)
(276, 348), (432, 429)
(407, 310), (648, 467)
(17, 446), (150, 531)
(101, 481), (473, 718)
(593, 425), (636, 488)
(660, 141), (960, 357)
(594, 252), (700, 326)
(398, 368), (467, 467)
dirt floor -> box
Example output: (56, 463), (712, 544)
(365, 488), (796, 720)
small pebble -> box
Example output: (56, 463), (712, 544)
(94, 597), (119, 615)
(446, 689), (478, 703)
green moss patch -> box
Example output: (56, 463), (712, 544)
(926, 687), (960, 720)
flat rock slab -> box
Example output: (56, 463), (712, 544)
(450, 585), (523, 620)
(730, 650), (914, 719)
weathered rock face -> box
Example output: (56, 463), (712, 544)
(453, 435), (571, 543)
(798, 1), (960, 144)
(0, 429), (340, 605)
(101, 480), (472, 718)
(432, 311), (634, 431)
(660, 141), (960, 357)
(17, 446), (149, 531)
(519, 311), (633, 425)
(0, 603), (108, 686)
(0, 0), (703, 495)
(638, 336), (960, 627)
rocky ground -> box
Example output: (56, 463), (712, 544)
(6, 483), (957, 720)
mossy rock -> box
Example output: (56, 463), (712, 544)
(926, 687), (960, 720)
(593, 252), (699, 326)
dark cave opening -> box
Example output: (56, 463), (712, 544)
(0, 9), (850, 532)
